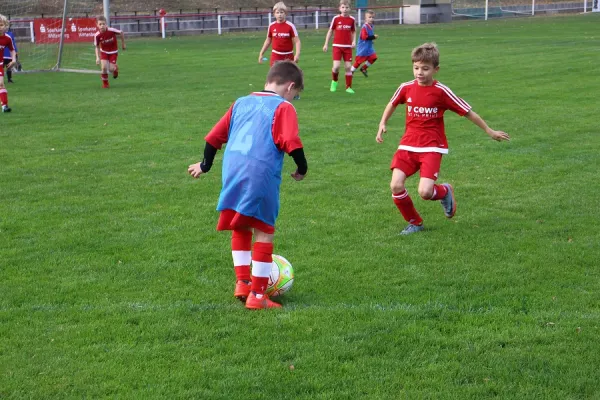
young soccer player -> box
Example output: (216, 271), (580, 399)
(0, 14), (16, 113)
(94, 16), (126, 89)
(351, 10), (377, 78)
(187, 61), (308, 310)
(323, 0), (356, 94)
(376, 43), (510, 235)
(2, 22), (17, 83)
(258, 2), (301, 66)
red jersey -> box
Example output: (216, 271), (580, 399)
(268, 21), (298, 55)
(205, 92), (303, 153)
(390, 80), (471, 154)
(94, 28), (121, 54)
(329, 15), (355, 47)
(0, 34), (15, 57)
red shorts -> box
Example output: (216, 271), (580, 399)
(0, 67), (3, 77)
(270, 52), (294, 67)
(332, 46), (353, 62)
(217, 209), (275, 234)
(354, 53), (377, 65)
(100, 52), (118, 64)
(390, 150), (443, 180)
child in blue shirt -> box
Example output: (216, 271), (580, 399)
(351, 10), (378, 77)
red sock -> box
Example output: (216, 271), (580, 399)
(430, 184), (448, 201)
(345, 73), (353, 89)
(101, 73), (109, 87)
(231, 230), (252, 282)
(332, 71), (339, 81)
(352, 61), (360, 69)
(251, 242), (273, 295)
(0, 89), (7, 106)
(392, 190), (423, 225)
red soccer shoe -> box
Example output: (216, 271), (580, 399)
(245, 292), (282, 310)
(234, 280), (251, 302)
(113, 68), (119, 79)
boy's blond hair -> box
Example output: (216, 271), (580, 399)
(273, 2), (288, 12)
(339, 0), (351, 7)
(411, 42), (440, 67)
(0, 14), (9, 26)
(96, 15), (107, 23)
(365, 9), (375, 16)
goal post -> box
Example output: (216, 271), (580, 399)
(0, 0), (109, 73)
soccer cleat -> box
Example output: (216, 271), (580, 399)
(2, 105), (11, 113)
(102, 83), (110, 89)
(7, 79), (13, 83)
(330, 80), (338, 92)
(360, 67), (368, 77)
(400, 223), (424, 235)
(113, 68), (119, 79)
(440, 183), (456, 218)
(234, 280), (251, 302)
(245, 292), (282, 310)
(293, 94), (301, 100)
(345, 87), (355, 94)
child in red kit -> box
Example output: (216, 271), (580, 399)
(376, 43), (510, 235)
(258, 2), (301, 66)
(323, 0), (356, 94)
(94, 16), (126, 88)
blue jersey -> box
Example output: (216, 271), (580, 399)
(356, 23), (375, 57)
(217, 94), (287, 226)
(3, 31), (17, 60)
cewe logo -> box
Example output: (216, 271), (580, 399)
(409, 106), (438, 114)
(341, 25), (352, 29)
(276, 32), (290, 37)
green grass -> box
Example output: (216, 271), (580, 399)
(2, 14), (600, 399)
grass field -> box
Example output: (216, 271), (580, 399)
(2, 14), (600, 399)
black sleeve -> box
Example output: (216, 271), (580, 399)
(289, 148), (308, 176)
(200, 142), (218, 173)
(366, 35), (377, 41)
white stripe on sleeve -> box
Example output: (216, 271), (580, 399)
(435, 82), (471, 113)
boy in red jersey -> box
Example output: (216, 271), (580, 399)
(323, 0), (356, 94)
(258, 2), (301, 66)
(351, 10), (378, 78)
(0, 14), (16, 113)
(187, 61), (308, 310)
(94, 16), (126, 88)
(376, 43), (510, 235)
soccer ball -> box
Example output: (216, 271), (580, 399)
(266, 254), (294, 297)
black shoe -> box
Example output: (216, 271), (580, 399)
(2, 105), (12, 113)
(7, 79), (13, 83)
(360, 67), (368, 77)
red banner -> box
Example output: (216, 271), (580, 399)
(33, 18), (97, 43)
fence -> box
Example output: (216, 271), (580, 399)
(6, 2), (595, 42)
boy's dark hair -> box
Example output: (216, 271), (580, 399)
(267, 60), (304, 91)
(96, 15), (107, 23)
(411, 42), (440, 67)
